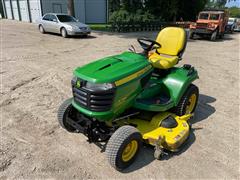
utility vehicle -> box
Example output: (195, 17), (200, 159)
(58, 27), (199, 170)
(190, 9), (229, 41)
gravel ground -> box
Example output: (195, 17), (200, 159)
(0, 19), (239, 179)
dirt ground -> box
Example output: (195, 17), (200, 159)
(0, 19), (239, 179)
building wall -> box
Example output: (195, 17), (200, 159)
(74, 0), (85, 22)
(0, 0), (4, 18)
(85, 0), (107, 23)
(41, 0), (68, 14)
(2, 0), (107, 23)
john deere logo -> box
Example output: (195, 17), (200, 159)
(76, 80), (81, 88)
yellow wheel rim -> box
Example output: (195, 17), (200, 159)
(122, 140), (138, 162)
(186, 94), (197, 114)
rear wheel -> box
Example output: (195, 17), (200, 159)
(105, 125), (142, 170)
(174, 84), (199, 116)
(39, 25), (45, 34)
(61, 28), (68, 38)
(57, 98), (76, 132)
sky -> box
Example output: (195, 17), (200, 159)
(225, 0), (240, 7)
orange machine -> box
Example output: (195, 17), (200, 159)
(190, 9), (229, 41)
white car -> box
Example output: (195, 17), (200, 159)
(234, 18), (240, 32)
(37, 13), (91, 38)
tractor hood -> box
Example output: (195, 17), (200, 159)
(74, 52), (151, 83)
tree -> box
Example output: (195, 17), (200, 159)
(178, 0), (207, 21)
(110, 0), (208, 22)
(109, 0), (121, 13)
(229, 7), (240, 18)
(206, 0), (227, 8)
(67, 0), (75, 17)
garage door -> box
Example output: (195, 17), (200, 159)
(29, 0), (41, 22)
(4, 0), (13, 19)
(12, 0), (20, 20)
(19, 0), (29, 22)
(18, 0), (29, 22)
(85, 0), (106, 23)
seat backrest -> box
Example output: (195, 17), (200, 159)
(155, 27), (187, 57)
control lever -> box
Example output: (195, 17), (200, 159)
(128, 45), (136, 53)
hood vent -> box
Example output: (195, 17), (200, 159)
(98, 64), (112, 70)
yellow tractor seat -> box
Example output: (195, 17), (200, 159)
(149, 27), (187, 69)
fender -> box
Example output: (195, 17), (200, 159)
(162, 66), (198, 106)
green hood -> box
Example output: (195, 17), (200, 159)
(74, 52), (151, 83)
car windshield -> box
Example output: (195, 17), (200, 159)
(57, 15), (77, 22)
(209, 14), (219, 20)
(228, 19), (234, 22)
(199, 13), (209, 20)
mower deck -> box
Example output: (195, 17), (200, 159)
(117, 112), (191, 152)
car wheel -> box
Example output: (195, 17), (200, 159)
(39, 25), (45, 34)
(61, 28), (68, 38)
(189, 31), (195, 39)
(210, 30), (217, 41)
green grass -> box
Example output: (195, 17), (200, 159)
(88, 24), (111, 31)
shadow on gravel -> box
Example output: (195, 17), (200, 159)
(122, 145), (155, 173)
(192, 94), (216, 124)
(122, 93), (216, 173)
(43, 32), (97, 39)
(189, 34), (234, 42)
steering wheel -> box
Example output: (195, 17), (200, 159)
(137, 38), (161, 54)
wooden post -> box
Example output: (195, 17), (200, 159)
(67, 0), (75, 17)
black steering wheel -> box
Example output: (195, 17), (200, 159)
(137, 38), (161, 54)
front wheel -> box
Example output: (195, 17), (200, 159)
(57, 98), (76, 132)
(174, 84), (199, 116)
(61, 28), (68, 38)
(105, 125), (142, 170)
(39, 25), (45, 34)
(210, 30), (217, 41)
(189, 30), (195, 39)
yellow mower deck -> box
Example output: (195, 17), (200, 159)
(118, 112), (192, 152)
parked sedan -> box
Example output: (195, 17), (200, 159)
(37, 13), (91, 38)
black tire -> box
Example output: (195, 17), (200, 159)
(174, 84), (199, 116)
(39, 25), (45, 34)
(105, 125), (142, 170)
(210, 30), (218, 41)
(189, 30), (195, 39)
(57, 98), (76, 132)
(61, 28), (68, 38)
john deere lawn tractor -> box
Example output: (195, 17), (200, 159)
(57, 27), (199, 170)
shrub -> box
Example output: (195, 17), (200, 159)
(109, 9), (155, 24)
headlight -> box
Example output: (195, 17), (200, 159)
(208, 23), (216, 28)
(71, 76), (78, 86)
(86, 82), (115, 91)
(66, 26), (73, 31)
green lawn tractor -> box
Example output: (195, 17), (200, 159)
(57, 27), (199, 170)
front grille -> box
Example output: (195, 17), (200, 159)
(80, 27), (87, 31)
(196, 23), (208, 29)
(72, 85), (115, 112)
